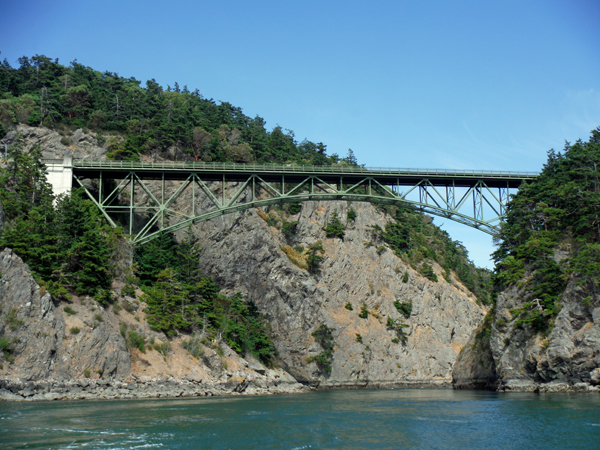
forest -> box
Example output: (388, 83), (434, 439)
(0, 55), (357, 166)
(492, 128), (600, 331)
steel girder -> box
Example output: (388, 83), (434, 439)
(73, 169), (518, 244)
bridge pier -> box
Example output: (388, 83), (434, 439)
(45, 156), (73, 197)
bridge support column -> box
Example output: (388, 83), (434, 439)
(46, 156), (73, 197)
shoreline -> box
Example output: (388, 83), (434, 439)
(2, 377), (598, 403)
(0, 376), (310, 402)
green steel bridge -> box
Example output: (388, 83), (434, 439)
(59, 159), (538, 244)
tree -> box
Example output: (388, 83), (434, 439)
(56, 191), (114, 296)
(323, 209), (346, 239)
(141, 268), (190, 336)
(343, 149), (358, 166)
(191, 126), (212, 161)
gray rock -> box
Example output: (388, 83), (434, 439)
(453, 273), (600, 392)
(183, 195), (486, 386)
(202, 351), (225, 374)
(0, 249), (130, 382)
(1, 124), (107, 161)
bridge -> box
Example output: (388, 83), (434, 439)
(44, 158), (538, 244)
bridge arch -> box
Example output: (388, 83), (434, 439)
(64, 160), (536, 244)
(136, 193), (496, 245)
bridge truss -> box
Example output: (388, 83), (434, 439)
(71, 161), (537, 244)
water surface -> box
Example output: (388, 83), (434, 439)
(1, 388), (599, 449)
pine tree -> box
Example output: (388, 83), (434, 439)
(323, 209), (346, 239)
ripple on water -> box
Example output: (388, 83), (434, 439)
(1, 390), (599, 449)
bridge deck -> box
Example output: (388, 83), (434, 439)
(72, 160), (537, 188)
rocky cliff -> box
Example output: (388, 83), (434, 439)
(189, 200), (486, 387)
(453, 276), (600, 393)
(1, 124), (107, 161)
(1, 125), (488, 399)
(0, 248), (305, 401)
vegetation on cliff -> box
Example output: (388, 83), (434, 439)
(135, 232), (275, 364)
(0, 55), (357, 166)
(372, 205), (493, 304)
(492, 127), (600, 332)
(0, 138), (115, 298)
(0, 141), (276, 364)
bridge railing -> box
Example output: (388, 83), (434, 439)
(72, 160), (539, 179)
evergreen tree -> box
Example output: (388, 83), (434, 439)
(323, 210), (346, 239)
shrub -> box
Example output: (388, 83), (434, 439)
(122, 283), (136, 298)
(182, 337), (205, 359)
(307, 253), (324, 273)
(347, 207), (357, 222)
(159, 341), (171, 355)
(282, 221), (299, 236)
(0, 337), (13, 361)
(359, 303), (369, 319)
(7, 308), (24, 330)
(386, 317), (409, 342)
(402, 272), (409, 283)
(355, 333), (363, 343)
(83, 368), (91, 378)
(0, 338), (11, 352)
(307, 241), (325, 274)
(70, 326), (81, 335)
(94, 289), (114, 307)
(126, 330), (146, 352)
(310, 324), (335, 374)
(393, 300), (412, 318)
(287, 202), (302, 215)
(122, 300), (136, 314)
(94, 313), (103, 322)
(420, 263), (438, 282)
(344, 302), (353, 311)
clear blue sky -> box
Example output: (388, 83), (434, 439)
(2, 0), (599, 268)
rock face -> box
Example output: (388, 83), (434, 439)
(0, 249), (306, 401)
(0, 249), (64, 379)
(1, 124), (489, 396)
(1, 124), (107, 161)
(190, 200), (487, 387)
(0, 248), (130, 380)
(453, 278), (600, 392)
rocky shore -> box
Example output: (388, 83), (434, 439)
(0, 371), (308, 402)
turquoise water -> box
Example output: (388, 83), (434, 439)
(1, 389), (599, 449)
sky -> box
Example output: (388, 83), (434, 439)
(2, 0), (599, 268)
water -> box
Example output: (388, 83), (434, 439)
(1, 389), (599, 449)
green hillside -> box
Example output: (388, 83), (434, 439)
(0, 55), (356, 165)
(492, 128), (600, 331)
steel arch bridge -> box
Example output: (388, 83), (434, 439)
(67, 160), (537, 244)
